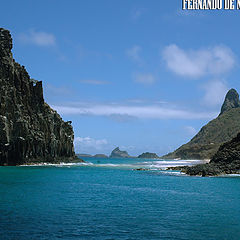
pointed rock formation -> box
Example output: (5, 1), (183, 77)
(220, 88), (240, 115)
(0, 28), (77, 165)
(162, 88), (240, 160)
(109, 147), (130, 158)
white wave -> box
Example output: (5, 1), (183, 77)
(19, 159), (207, 172)
(20, 162), (94, 167)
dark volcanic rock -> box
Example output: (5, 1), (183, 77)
(0, 28), (77, 165)
(138, 152), (159, 159)
(183, 133), (240, 176)
(162, 89), (240, 160)
(109, 147), (130, 158)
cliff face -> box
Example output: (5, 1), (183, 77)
(162, 89), (240, 160)
(0, 28), (76, 165)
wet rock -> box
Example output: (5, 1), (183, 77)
(134, 168), (150, 171)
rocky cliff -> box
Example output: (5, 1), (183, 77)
(0, 28), (77, 165)
(109, 147), (130, 158)
(162, 89), (240, 160)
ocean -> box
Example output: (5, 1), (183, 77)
(0, 157), (240, 240)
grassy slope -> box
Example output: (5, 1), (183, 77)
(162, 108), (240, 160)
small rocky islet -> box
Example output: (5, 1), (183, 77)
(137, 152), (159, 159)
(109, 147), (131, 158)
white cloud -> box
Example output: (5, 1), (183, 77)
(19, 30), (56, 47)
(52, 103), (217, 120)
(109, 114), (137, 122)
(184, 126), (197, 136)
(74, 136), (108, 153)
(134, 73), (155, 84)
(162, 44), (235, 78)
(126, 45), (143, 64)
(202, 80), (228, 106)
(79, 80), (109, 85)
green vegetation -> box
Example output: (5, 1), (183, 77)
(163, 93), (240, 160)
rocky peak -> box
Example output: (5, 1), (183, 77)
(0, 28), (12, 58)
(109, 147), (130, 158)
(220, 89), (240, 115)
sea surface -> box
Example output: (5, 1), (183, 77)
(0, 157), (240, 240)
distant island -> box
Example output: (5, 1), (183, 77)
(77, 153), (108, 158)
(138, 152), (159, 159)
(0, 28), (80, 165)
(77, 154), (93, 158)
(109, 147), (131, 158)
(93, 154), (108, 158)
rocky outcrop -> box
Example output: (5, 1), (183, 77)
(0, 28), (77, 165)
(109, 147), (130, 158)
(162, 89), (240, 160)
(183, 133), (240, 176)
(138, 152), (159, 159)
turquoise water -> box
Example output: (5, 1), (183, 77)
(0, 158), (240, 240)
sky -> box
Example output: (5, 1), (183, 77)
(1, 0), (240, 156)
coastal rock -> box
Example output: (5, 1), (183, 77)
(109, 147), (130, 158)
(138, 152), (159, 159)
(0, 28), (77, 165)
(162, 89), (240, 160)
(134, 168), (150, 171)
(182, 133), (240, 176)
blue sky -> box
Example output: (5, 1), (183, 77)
(1, 0), (240, 155)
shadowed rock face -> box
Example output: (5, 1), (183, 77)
(0, 28), (76, 165)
